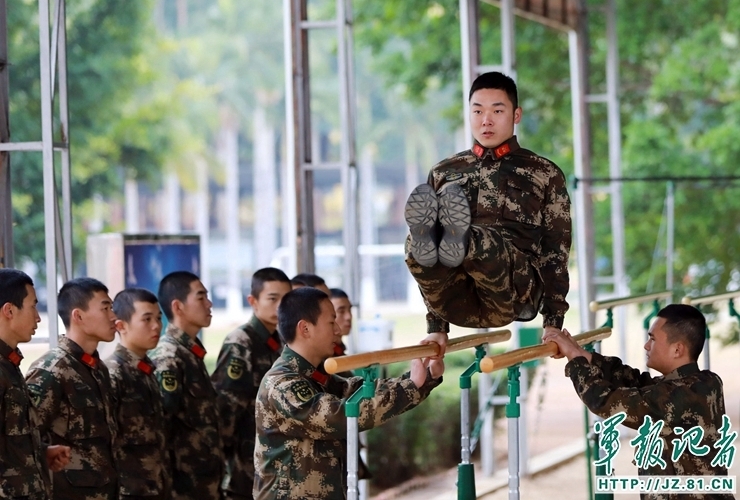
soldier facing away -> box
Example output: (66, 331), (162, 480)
(212, 267), (293, 499)
(25, 278), (119, 500)
(404, 71), (571, 348)
(0, 269), (70, 499)
(253, 287), (444, 500)
(544, 305), (733, 500)
(149, 271), (223, 500)
(107, 288), (171, 500)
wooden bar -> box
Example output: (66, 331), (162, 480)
(323, 330), (511, 374)
(589, 291), (672, 312)
(479, 327), (611, 373)
(681, 291), (740, 307)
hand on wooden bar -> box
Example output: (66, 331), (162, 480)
(541, 328), (593, 363)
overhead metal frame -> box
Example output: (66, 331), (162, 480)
(0, 0), (73, 345)
(284, 0), (360, 304)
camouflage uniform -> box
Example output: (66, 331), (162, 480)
(0, 338), (48, 500)
(253, 346), (441, 500)
(106, 344), (171, 500)
(406, 136), (571, 333)
(149, 323), (223, 500)
(211, 316), (283, 499)
(25, 336), (118, 500)
(566, 353), (733, 500)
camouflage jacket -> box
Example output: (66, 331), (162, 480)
(25, 336), (118, 500)
(253, 346), (441, 500)
(149, 324), (223, 500)
(211, 315), (283, 497)
(106, 344), (170, 498)
(567, 353), (733, 500)
(0, 339), (47, 500)
(426, 136), (571, 330)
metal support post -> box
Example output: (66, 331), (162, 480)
(346, 367), (377, 500)
(0, 0), (13, 269)
(284, 0), (359, 299)
(457, 346), (486, 500)
(506, 365), (521, 500)
(55, 0), (72, 276)
(38, 0), (60, 343)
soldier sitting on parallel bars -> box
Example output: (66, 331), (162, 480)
(404, 72), (572, 347)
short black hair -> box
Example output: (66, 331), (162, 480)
(657, 304), (707, 362)
(469, 72), (519, 109)
(278, 287), (329, 344)
(291, 273), (326, 288)
(0, 268), (34, 309)
(329, 288), (349, 300)
(58, 277), (109, 329)
(113, 288), (159, 323)
(158, 271), (200, 321)
(251, 267), (291, 298)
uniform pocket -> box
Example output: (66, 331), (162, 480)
(1, 472), (44, 497)
(502, 178), (543, 227)
(64, 469), (110, 488)
(66, 383), (107, 440)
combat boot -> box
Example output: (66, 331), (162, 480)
(404, 183), (439, 267)
(437, 182), (471, 267)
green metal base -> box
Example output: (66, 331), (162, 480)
(457, 463), (476, 500)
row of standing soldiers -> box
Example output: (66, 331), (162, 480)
(0, 266), (323, 500)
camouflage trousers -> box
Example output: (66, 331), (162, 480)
(406, 225), (543, 328)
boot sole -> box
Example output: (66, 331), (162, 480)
(438, 183), (471, 267)
(404, 184), (439, 267)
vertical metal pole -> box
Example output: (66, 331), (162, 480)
(665, 181), (674, 294)
(0, 0), (13, 269)
(501, 0), (516, 79)
(338, 0), (359, 304)
(569, 27), (596, 333)
(478, 339), (494, 476)
(58, 0), (71, 277)
(282, 0), (298, 276)
(459, 0), (478, 145)
(347, 416), (359, 500)
(461, 386), (471, 464)
(39, 0), (59, 343)
(506, 366), (521, 500)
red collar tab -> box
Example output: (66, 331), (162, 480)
(81, 353), (97, 369)
(266, 333), (281, 352)
(137, 360), (154, 375)
(8, 351), (23, 366)
(310, 369), (330, 386)
(494, 143), (511, 159)
(190, 344), (206, 359)
(472, 144), (485, 158)
(333, 344), (345, 356)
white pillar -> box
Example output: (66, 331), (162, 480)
(125, 178), (140, 233)
(253, 106), (277, 269)
(219, 109), (242, 315)
(164, 172), (181, 234)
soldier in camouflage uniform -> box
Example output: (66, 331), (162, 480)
(544, 305), (733, 500)
(150, 271), (223, 500)
(0, 269), (70, 499)
(212, 267), (292, 499)
(253, 288), (444, 500)
(404, 72), (571, 344)
(107, 288), (170, 500)
(26, 278), (119, 500)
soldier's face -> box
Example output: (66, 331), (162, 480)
(81, 291), (117, 343)
(469, 88), (521, 149)
(248, 280), (292, 332)
(179, 280), (213, 329)
(310, 299), (342, 358)
(644, 317), (676, 374)
(117, 301), (162, 353)
(331, 297), (352, 337)
(7, 284), (41, 345)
